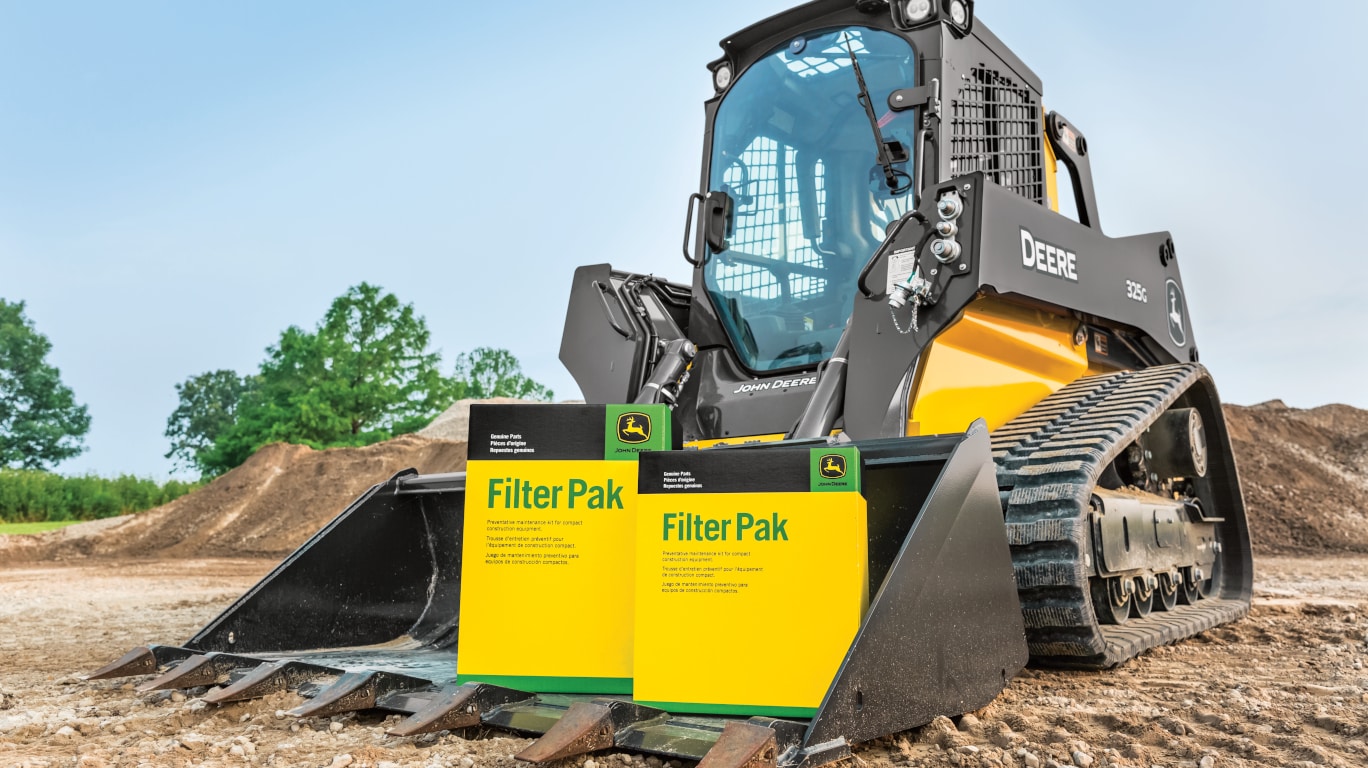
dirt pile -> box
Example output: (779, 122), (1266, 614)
(0, 435), (465, 562)
(418, 397), (536, 442)
(4, 398), (1366, 563)
(1224, 401), (1368, 555)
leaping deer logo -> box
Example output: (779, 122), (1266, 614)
(819, 453), (847, 479)
(1165, 279), (1187, 347)
(617, 413), (652, 444)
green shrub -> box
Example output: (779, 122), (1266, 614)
(0, 469), (200, 523)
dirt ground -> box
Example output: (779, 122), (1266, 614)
(1, 398), (1365, 766)
(1, 556), (1365, 768)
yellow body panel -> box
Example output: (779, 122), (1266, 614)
(1043, 107), (1060, 213)
(684, 433), (788, 449)
(908, 298), (1089, 436)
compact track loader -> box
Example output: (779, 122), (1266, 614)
(89, 2), (1253, 766)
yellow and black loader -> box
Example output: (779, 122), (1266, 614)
(90, 3), (1253, 767)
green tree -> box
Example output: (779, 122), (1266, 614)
(163, 369), (255, 475)
(200, 283), (457, 473)
(0, 300), (91, 469)
(450, 347), (555, 401)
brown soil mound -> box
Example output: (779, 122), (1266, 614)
(0, 435), (466, 561)
(1224, 401), (1368, 555)
(4, 400), (1365, 563)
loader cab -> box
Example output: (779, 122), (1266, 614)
(699, 25), (919, 373)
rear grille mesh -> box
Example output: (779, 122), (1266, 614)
(949, 67), (1045, 205)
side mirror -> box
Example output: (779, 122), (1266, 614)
(682, 190), (735, 266)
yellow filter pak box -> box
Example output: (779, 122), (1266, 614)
(634, 445), (868, 716)
(457, 403), (673, 694)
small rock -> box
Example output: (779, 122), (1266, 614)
(290, 723), (300, 732)
(990, 723), (1018, 749)
(53, 725), (78, 742)
(958, 745), (980, 755)
(931, 715), (959, 733)
(229, 745), (245, 758)
(460, 759), (475, 768)
(586, 761), (599, 768)
(1024, 755), (1041, 768)
(113, 724), (126, 734)
(330, 720), (345, 733)
(959, 713), (981, 731)
(238, 713), (250, 723)
(275, 710), (287, 719)
(1072, 752), (1094, 768)
(170, 691), (186, 703)
(378, 763), (401, 768)
(329, 756), (354, 768)
(1199, 758), (1214, 768)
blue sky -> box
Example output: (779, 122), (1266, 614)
(1, 1), (1363, 479)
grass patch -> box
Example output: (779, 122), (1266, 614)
(0, 520), (83, 535)
(0, 469), (201, 523)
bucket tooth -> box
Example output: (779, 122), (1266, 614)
(697, 722), (781, 768)
(387, 682), (534, 737)
(86, 645), (194, 680)
(516, 699), (667, 764)
(516, 701), (617, 763)
(136, 652), (261, 692)
(287, 670), (430, 719)
(201, 659), (339, 705)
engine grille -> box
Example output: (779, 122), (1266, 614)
(949, 67), (1045, 205)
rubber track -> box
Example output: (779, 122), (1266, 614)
(991, 364), (1249, 668)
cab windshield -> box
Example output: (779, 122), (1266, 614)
(704, 26), (917, 372)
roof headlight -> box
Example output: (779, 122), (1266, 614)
(713, 63), (733, 91)
(947, 0), (969, 26)
(904, 0), (933, 22)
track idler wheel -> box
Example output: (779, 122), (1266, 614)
(1091, 577), (1132, 625)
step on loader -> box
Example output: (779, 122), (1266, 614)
(89, 2), (1253, 766)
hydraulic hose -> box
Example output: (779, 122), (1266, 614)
(633, 339), (697, 405)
